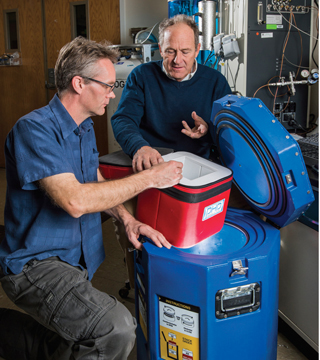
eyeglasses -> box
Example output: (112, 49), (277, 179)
(82, 76), (115, 93)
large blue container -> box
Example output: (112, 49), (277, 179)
(136, 209), (280, 360)
(135, 95), (314, 360)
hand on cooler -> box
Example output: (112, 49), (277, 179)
(147, 160), (183, 189)
(132, 146), (164, 172)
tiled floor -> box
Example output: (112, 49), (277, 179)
(0, 168), (317, 360)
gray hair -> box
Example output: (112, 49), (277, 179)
(159, 15), (199, 50)
(55, 36), (119, 96)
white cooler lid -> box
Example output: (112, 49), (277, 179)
(163, 152), (232, 187)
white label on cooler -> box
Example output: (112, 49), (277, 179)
(202, 199), (225, 221)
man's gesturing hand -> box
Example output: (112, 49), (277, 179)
(181, 111), (208, 139)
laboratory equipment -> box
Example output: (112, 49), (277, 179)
(227, 0), (315, 131)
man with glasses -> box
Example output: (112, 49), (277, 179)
(0, 36), (183, 360)
(111, 14), (231, 292)
(82, 76), (115, 91)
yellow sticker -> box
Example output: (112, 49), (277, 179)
(159, 296), (200, 360)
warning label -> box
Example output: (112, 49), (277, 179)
(159, 296), (200, 360)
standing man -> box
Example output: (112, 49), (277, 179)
(0, 36), (183, 360)
(111, 14), (231, 289)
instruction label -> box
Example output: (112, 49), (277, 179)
(159, 296), (200, 360)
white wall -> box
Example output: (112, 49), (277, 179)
(119, 0), (168, 45)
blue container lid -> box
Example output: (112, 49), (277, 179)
(210, 95), (315, 228)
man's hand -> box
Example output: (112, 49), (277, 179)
(133, 146), (164, 173)
(181, 111), (208, 139)
(124, 216), (172, 250)
(146, 160), (183, 189)
(38, 153), (182, 219)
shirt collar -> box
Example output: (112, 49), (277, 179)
(49, 94), (93, 139)
(162, 60), (198, 82)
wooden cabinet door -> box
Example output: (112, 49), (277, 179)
(0, 0), (120, 167)
(0, 0), (46, 167)
(44, 0), (120, 158)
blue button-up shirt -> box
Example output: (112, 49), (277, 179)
(0, 94), (104, 280)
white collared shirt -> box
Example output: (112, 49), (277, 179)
(162, 61), (198, 82)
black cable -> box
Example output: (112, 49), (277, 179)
(235, 63), (240, 85)
(227, 61), (236, 90)
(312, 0), (319, 67)
(204, 51), (214, 65)
(212, 56), (220, 69)
(290, 119), (308, 132)
(309, 113), (316, 125)
(312, 38), (318, 68)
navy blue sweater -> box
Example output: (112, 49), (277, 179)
(111, 60), (231, 159)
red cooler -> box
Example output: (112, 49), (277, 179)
(99, 150), (134, 180)
(99, 148), (174, 180)
(136, 152), (233, 248)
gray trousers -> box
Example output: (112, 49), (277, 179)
(0, 257), (136, 360)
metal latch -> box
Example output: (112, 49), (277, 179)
(231, 260), (248, 277)
(215, 283), (261, 319)
(285, 174), (292, 184)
